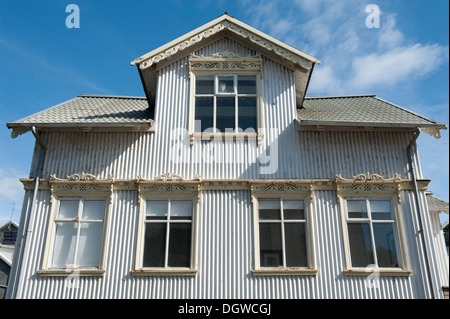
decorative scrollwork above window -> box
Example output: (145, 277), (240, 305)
(336, 172), (402, 202)
(189, 52), (262, 72)
(49, 173), (115, 199)
(137, 173), (201, 201)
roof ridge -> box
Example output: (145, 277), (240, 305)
(304, 94), (376, 100)
(78, 94), (147, 100)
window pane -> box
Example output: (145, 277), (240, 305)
(76, 222), (103, 267)
(168, 223), (192, 267)
(370, 200), (393, 220)
(259, 223), (282, 267)
(285, 223), (308, 267)
(347, 200), (368, 219)
(259, 200), (280, 220)
(196, 76), (214, 94)
(51, 222), (77, 267)
(237, 97), (257, 131)
(146, 200), (168, 220)
(58, 200), (79, 219)
(373, 223), (400, 267)
(170, 200), (192, 220)
(82, 200), (105, 221)
(348, 223), (374, 267)
(217, 76), (234, 93)
(283, 200), (305, 220)
(143, 223), (166, 267)
(238, 75), (256, 94)
(216, 97), (235, 132)
(195, 97), (214, 132)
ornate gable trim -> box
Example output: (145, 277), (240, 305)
(131, 15), (319, 71)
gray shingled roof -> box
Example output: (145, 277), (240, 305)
(7, 94), (446, 135)
(426, 193), (449, 213)
(298, 95), (446, 128)
(7, 95), (152, 127)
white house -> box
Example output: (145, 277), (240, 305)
(5, 13), (449, 299)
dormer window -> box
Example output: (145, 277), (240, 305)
(194, 74), (257, 133)
(188, 52), (263, 144)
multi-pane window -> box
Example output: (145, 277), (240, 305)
(258, 199), (308, 268)
(345, 198), (401, 268)
(143, 199), (193, 268)
(194, 74), (258, 133)
(50, 198), (106, 268)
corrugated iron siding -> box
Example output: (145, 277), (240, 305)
(34, 38), (417, 181)
(13, 38), (445, 299)
(14, 189), (444, 299)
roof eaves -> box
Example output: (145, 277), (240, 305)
(296, 119), (438, 128)
(373, 96), (447, 128)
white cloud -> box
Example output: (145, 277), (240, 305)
(0, 168), (24, 201)
(239, 0), (449, 95)
(349, 43), (449, 90)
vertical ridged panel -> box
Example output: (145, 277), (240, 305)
(13, 189), (444, 299)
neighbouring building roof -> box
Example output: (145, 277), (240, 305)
(298, 95), (447, 137)
(426, 192), (449, 214)
(0, 245), (15, 266)
(6, 95), (153, 138)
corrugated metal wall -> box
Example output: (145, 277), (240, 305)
(12, 189), (444, 299)
(11, 37), (445, 299)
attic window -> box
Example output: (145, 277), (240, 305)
(194, 74), (257, 133)
(188, 52), (263, 145)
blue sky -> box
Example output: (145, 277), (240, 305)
(0, 0), (448, 225)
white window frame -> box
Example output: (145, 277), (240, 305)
(193, 73), (259, 134)
(340, 195), (412, 276)
(133, 194), (199, 276)
(39, 195), (111, 276)
(252, 194), (317, 276)
(188, 52), (264, 145)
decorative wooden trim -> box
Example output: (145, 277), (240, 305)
(135, 20), (314, 71)
(336, 172), (412, 277)
(343, 268), (412, 277)
(136, 174), (201, 200)
(336, 172), (402, 183)
(20, 177), (430, 192)
(130, 269), (198, 277)
(336, 172), (403, 203)
(189, 52), (262, 72)
(252, 268), (318, 276)
(37, 269), (106, 277)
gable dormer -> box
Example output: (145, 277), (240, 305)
(131, 13), (320, 118)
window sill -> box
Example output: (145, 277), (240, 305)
(343, 268), (412, 277)
(130, 268), (198, 277)
(37, 268), (105, 277)
(190, 133), (262, 145)
(252, 268), (318, 276)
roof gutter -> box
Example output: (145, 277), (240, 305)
(406, 128), (436, 299)
(7, 126), (46, 299)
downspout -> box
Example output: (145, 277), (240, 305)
(7, 126), (46, 299)
(406, 128), (436, 299)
